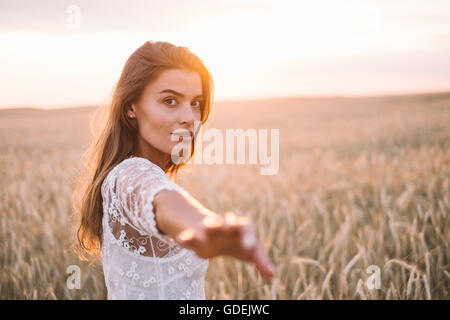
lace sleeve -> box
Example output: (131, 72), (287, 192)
(114, 158), (185, 246)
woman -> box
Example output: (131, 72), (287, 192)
(72, 40), (276, 300)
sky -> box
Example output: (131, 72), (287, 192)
(1, 0), (450, 109)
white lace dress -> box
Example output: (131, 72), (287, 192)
(100, 156), (209, 299)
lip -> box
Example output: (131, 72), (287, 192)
(171, 131), (194, 138)
(171, 130), (193, 139)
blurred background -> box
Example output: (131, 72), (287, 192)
(1, 0), (450, 108)
(0, 0), (449, 299)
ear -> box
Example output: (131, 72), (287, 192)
(127, 104), (136, 119)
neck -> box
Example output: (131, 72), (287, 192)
(134, 139), (169, 173)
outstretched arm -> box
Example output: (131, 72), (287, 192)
(153, 190), (276, 279)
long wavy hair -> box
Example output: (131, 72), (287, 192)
(72, 40), (214, 260)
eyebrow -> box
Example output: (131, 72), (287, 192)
(158, 89), (203, 99)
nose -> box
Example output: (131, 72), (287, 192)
(178, 102), (196, 126)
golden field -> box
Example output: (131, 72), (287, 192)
(0, 92), (449, 299)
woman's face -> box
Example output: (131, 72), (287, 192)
(129, 68), (203, 165)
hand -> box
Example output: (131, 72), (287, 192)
(175, 211), (276, 279)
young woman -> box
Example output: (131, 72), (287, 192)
(72, 40), (276, 300)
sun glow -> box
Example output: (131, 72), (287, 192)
(1, 0), (449, 108)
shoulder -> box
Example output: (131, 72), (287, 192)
(103, 156), (166, 190)
(118, 157), (164, 175)
(111, 157), (164, 178)
(107, 157), (186, 200)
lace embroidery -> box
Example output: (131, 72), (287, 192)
(100, 156), (209, 299)
(103, 156), (184, 258)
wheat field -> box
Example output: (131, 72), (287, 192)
(0, 92), (449, 299)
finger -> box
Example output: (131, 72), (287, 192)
(176, 228), (202, 250)
(241, 232), (257, 251)
(236, 216), (250, 226)
(251, 243), (276, 278)
(225, 212), (253, 236)
(202, 215), (223, 236)
(234, 219), (255, 241)
(224, 212), (245, 237)
(224, 211), (238, 226)
(203, 215), (223, 228)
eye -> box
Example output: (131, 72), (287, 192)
(164, 97), (178, 106)
(192, 100), (202, 108)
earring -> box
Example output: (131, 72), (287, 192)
(128, 114), (134, 119)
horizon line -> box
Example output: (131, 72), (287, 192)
(1, 89), (450, 112)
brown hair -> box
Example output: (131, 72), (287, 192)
(71, 40), (214, 260)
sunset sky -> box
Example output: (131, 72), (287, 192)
(1, 0), (450, 109)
